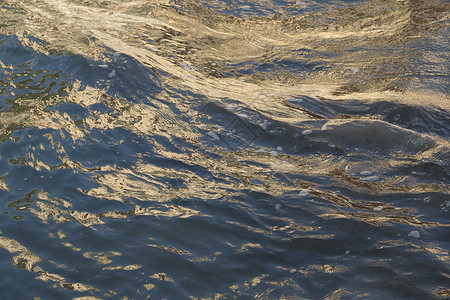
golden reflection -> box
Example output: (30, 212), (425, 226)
(190, 294), (226, 300)
(318, 211), (442, 227)
(143, 283), (155, 291)
(0, 0), (448, 297)
(0, 233), (97, 293)
(0, 8), (446, 239)
(16, 97), (445, 229)
(237, 243), (263, 253)
(17, 185), (207, 227)
(0, 175), (10, 192)
(189, 252), (222, 263)
(225, 270), (303, 298)
(149, 273), (174, 282)
(328, 168), (449, 194)
(62, 242), (81, 252)
(148, 243), (191, 256)
(227, 221), (271, 235)
(103, 204), (204, 219)
(103, 264), (142, 271)
(324, 288), (356, 299)
(0, 235), (41, 271)
(28, 200), (70, 224)
(377, 239), (450, 264)
(57, 229), (66, 239)
(295, 263), (349, 276)
(433, 287), (450, 298)
(83, 251), (121, 265)
(251, 274), (268, 286)
(3, 0), (448, 127)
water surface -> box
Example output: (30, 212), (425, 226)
(0, 0), (449, 298)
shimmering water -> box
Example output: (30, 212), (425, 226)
(0, 0), (449, 298)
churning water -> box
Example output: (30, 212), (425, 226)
(0, 0), (449, 298)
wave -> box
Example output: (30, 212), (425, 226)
(0, 0), (448, 298)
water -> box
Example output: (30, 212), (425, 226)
(0, 0), (449, 298)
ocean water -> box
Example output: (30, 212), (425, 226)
(0, 0), (449, 298)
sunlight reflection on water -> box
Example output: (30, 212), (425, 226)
(0, 0), (449, 298)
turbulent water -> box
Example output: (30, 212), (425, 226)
(0, 0), (449, 298)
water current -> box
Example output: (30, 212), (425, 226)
(0, 0), (449, 298)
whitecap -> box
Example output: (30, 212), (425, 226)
(108, 70), (116, 78)
(360, 171), (373, 176)
(360, 176), (379, 182)
(207, 132), (219, 140)
(407, 231), (420, 238)
(298, 189), (310, 197)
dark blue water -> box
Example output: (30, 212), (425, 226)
(0, 0), (449, 298)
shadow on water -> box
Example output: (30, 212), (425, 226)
(0, 0), (449, 298)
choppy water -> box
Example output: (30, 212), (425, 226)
(0, 0), (449, 298)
